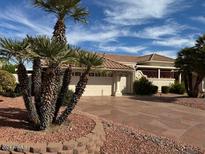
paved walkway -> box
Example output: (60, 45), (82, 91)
(77, 96), (205, 149)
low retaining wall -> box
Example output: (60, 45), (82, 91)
(0, 111), (105, 154)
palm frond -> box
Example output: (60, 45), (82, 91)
(0, 37), (30, 63)
(32, 0), (88, 22)
(28, 35), (76, 64)
(77, 51), (104, 68)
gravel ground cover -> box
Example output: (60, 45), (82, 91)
(0, 96), (95, 143)
(174, 97), (205, 110)
(101, 120), (204, 154)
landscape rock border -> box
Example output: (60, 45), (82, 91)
(0, 110), (105, 154)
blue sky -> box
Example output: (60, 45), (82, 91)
(0, 0), (205, 58)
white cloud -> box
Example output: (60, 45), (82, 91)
(98, 44), (146, 53)
(68, 25), (130, 45)
(191, 16), (205, 24)
(134, 22), (185, 39)
(103, 0), (185, 25)
(0, 7), (53, 37)
(153, 37), (195, 48)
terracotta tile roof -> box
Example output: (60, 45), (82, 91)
(150, 54), (175, 62)
(102, 57), (133, 70)
(41, 57), (133, 71)
(102, 53), (175, 63)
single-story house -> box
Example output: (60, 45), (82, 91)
(13, 53), (205, 96)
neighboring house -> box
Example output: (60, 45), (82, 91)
(104, 53), (181, 93)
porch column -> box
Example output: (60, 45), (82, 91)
(115, 75), (122, 96)
(158, 69), (161, 79)
(179, 73), (182, 84)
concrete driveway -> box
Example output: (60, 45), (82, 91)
(77, 96), (205, 149)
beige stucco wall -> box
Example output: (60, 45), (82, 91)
(119, 76), (127, 94)
(149, 78), (175, 92)
(69, 76), (113, 96)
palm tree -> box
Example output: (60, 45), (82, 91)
(32, 1), (88, 118)
(0, 38), (41, 128)
(33, 0), (88, 43)
(175, 45), (205, 97)
(55, 51), (104, 125)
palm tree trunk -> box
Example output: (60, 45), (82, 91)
(192, 75), (203, 98)
(53, 17), (66, 43)
(39, 65), (61, 130)
(188, 72), (193, 95)
(32, 58), (41, 114)
(53, 66), (72, 123)
(17, 63), (40, 128)
(55, 68), (90, 125)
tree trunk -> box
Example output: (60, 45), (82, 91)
(32, 58), (41, 114)
(53, 18), (66, 43)
(39, 65), (61, 130)
(55, 68), (90, 125)
(192, 75), (203, 98)
(53, 66), (72, 123)
(17, 63), (40, 128)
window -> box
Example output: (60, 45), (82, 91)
(140, 69), (158, 78)
(160, 70), (175, 78)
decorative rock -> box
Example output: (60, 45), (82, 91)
(11, 152), (24, 154)
(30, 143), (47, 153)
(57, 150), (73, 154)
(47, 143), (63, 152)
(0, 150), (10, 154)
(63, 140), (77, 150)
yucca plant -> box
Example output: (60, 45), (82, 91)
(55, 51), (104, 124)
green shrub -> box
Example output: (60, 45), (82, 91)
(169, 83), (185, 94)
(133, 77), (158, 95)
(0, 70), (16, 94)
(1, 64), (16, 73)
(63, 89), (74, 106)
(162, 86), (170, 94)
(152, 86), (158, 94)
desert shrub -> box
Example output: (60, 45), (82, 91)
(63, 89), (74, 106)
(169, 83), (185, 94)
(1, 64), (16, 73)
(151, 86), (158, 94)
(162, 86), (170, 94)
(133, 77), (158, 95)
(0, 70), (16, 94)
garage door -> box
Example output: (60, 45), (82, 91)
(69, 76), (113, 96)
